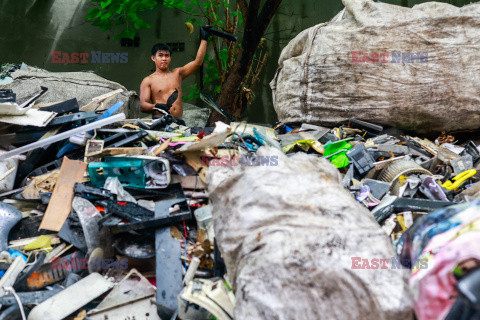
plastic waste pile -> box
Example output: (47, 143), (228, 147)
(0, 85), (479, 320)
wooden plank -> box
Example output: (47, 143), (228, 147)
(182, 152), (208, 184)
(101, 147), (146, 156)
(153, 138), (171, 156)
(182, 151), (204, 171)
(39, 157), (87, 231)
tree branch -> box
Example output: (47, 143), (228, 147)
(250, 51), (268, 89)
(225, 0), (230, 32)
(212, 0), (284, 124)
(232, 2), (239, 34)
(207, 0), (218, 23)
(236, 0), (248, 18)
(257, 0), (282, 32)
(245, 0), (261, 31)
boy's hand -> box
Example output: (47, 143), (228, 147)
(200, 26), (211, 41)
(154, 103), (170, 115)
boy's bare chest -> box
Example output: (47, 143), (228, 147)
(150, 73), (180, 95)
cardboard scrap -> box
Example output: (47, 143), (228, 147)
(22, 170), (60, 199)
(80, 89), (123, 111)
(38, 158), (87, 231)
(171, 175), (207, 189)
(85, 140), (104, 157)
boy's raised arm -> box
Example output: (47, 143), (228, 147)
(179, 39), (208, 80)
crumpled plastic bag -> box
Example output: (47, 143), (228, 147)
(103, 177), (136, 203)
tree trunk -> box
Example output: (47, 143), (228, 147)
(208, 0), (283, 125)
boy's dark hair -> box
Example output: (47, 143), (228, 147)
(151, 43), (172, 56)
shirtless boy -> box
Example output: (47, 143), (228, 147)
(140, 29), (210, 119)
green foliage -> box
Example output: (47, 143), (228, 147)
(86, 0), (159, 40)
(163, 0), (186, 8)
(160, 0), (244, 101)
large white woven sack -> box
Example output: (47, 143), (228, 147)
(207, 147), (413, 320)
(270, 0), (480, 133)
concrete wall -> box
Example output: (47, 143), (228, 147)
(0, 0), (198, 96)
(0, 0), (473, 124)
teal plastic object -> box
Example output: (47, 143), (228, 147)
(88, 157), (146, 188)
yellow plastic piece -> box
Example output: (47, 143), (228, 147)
(396, 215), (407, 232)
(441, 169), (477, 190)
(398, 175), (408, 186)
(24, 235), (52, 251)
(282, 139), (324, 154)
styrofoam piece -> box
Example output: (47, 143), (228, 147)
(0, 113), (126, 160)
(0, 102), (29, 115)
